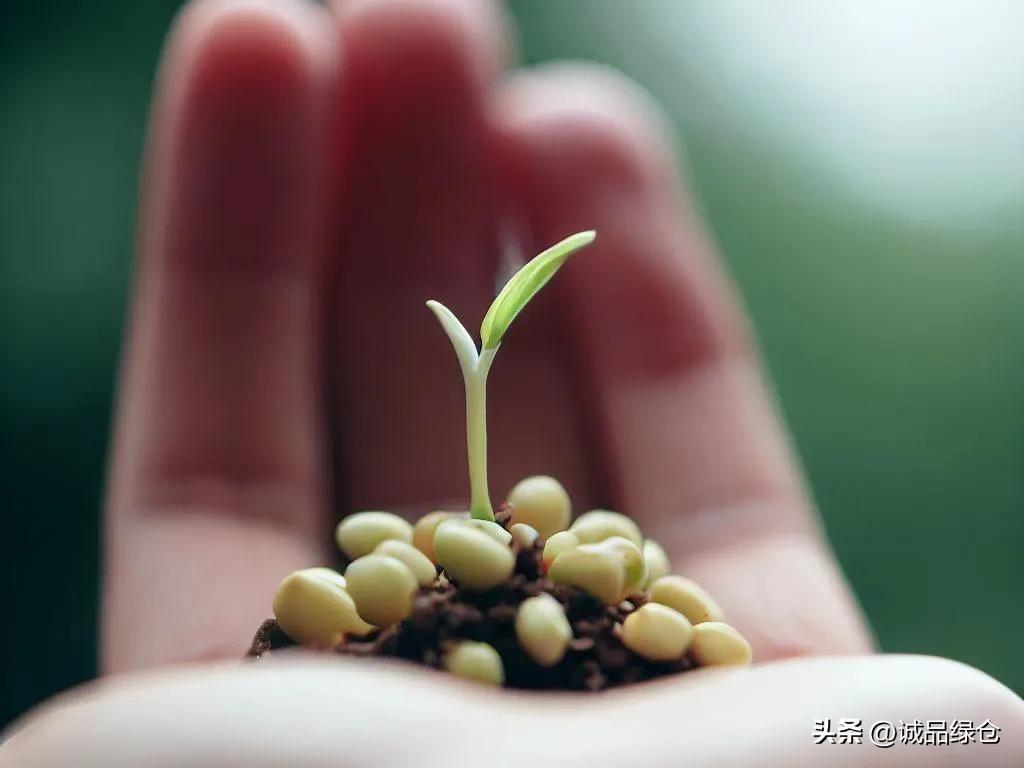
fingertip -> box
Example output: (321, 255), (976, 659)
(144, 0), (340, 276)
(335, 0), (510, 98)
(497, 62), (683, 198)
(494, 62), (748, 379)
(168, 0), (338, 102)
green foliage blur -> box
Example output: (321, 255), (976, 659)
(2, 0), (1021, 727)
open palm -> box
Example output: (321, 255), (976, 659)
(3, 0), (1021, 765)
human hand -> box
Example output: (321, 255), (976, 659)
(3, 0), (1021, 764)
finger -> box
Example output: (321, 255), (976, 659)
(4, 656), (1022, 766)
(493, 64), (871, 658)
(105, 0), (338, 672)
(325, 0), (597, 517)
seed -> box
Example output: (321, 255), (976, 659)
(300, 567), (348, 589)
(690, 622), (752, 667)
(412, 510), (468, 563)
(505, 475), (572, 539)
(600, 536), (648, 597)
(642, 539), (670, 588)
(335, 511), (413, 560)
(515, 593), (572, 666)
(443, 641), (504, 686)
(433, 519), (515, 590)
(272, 567), (374, 647)
(373, 540), (437, 587)
(570, 509), (643, 547)
(548, 536), (645, 603)
(620, 603), (694, 662)
(344, 554), (418, 626)
(464, 518), (512, 545)
(509, 523), (539, 549)
(649, 575), (724, 624)
(542, 530), (580, 569)
(548, 543), (625, 604)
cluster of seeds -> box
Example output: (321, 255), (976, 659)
(262, 475), (752, 689)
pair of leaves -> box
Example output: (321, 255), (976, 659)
(426, 230), (596, 365)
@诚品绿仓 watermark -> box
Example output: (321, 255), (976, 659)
(813, 718), (1001, 748)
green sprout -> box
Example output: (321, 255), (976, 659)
(427, 230), (596, 522)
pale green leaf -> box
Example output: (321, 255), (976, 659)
(426, 300), (479, 374)
(480, 230), (595, 349)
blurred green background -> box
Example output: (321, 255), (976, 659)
(2, 0), (1021, 727)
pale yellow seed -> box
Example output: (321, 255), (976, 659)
(373, 539), (437, 587)
(464, 518), (512, 545)
(444, 641), (505, 686)
(515, 593), (572, 666)
(335, 511), (413, 560)
(600, 536), (648, 597)
(413, 511), (468, 563)
(690, 622), (752, 667)
(272, 567), (374, 647)
(300, 567), (347, 589)
(570, 509), (643, 547)
(344, 555), (418, 626)
(548, 544), (625, 604)
(650, 575), (724, 624)
(621, 603), (694, 662)
(509, 523), (539, 550)
(642, 539), (670, 588)
(542, 530), (580, 569)
(433, 519), (515, 590)
(506, 475), (572, 539)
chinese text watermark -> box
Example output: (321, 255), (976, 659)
(813, 718), (1001, 748)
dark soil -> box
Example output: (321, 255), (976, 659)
(247, 507), (694, 691)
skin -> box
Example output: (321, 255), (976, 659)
(2, 0), (1021, 764)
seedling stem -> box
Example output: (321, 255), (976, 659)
(427, 231), (595, 523)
